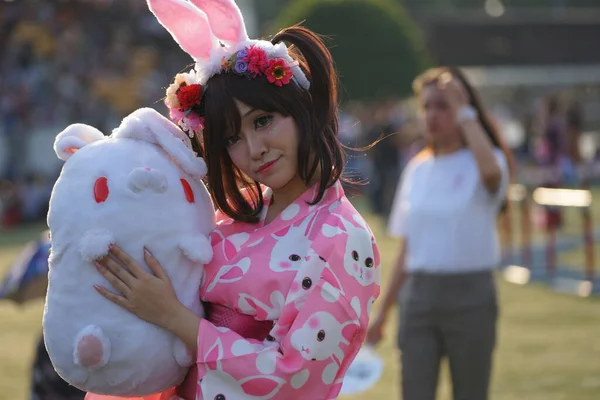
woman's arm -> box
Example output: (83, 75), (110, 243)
(441, 74), (502, 194)
(166, 304), (201, 353)
(366, 239), (406, 345)
(375, 238), (407, 320)
(461, 119), (503, 194)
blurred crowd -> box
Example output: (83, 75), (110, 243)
(0, 0), (190, 226)
(0, 1), (598, 228)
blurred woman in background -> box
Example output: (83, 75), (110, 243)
(367, 67), (513, 400)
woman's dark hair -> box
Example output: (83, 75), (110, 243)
(412, 66), (515, 212)
(192, 25), (344, 223)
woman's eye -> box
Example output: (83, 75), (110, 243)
(225, 135), (240, 147)
(254, 115), (273, 130)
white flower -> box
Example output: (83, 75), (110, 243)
(165, 69), (201, 109)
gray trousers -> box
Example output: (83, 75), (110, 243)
(398, 270), (498, 400)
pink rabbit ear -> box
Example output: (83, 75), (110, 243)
(147, 0), (218, 61)
(189, 0), (249, 45)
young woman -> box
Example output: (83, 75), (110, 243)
(85, 0), (380, 399)
(366, 67), (512, 400)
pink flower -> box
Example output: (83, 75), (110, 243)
(242, 45), (268, 77)
(265, 58), (292, 87)
(186, 113), (205, 131)
(168, 107), (185, 123)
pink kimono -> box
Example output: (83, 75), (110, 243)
(87, 181), (380, 400)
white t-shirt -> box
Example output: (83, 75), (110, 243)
(388, 148), (509, 273)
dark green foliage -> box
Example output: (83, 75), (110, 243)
(272, 0), (432, 101)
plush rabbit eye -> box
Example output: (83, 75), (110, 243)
(214, 395), (225, 400)
(289, 254), (301, 262)
(94, 177), (109, 203)
(352, 250), (359, 261)
(180, 178), (195, 203)
(317, 330), (326, 342)
(365, 257), (374, 268)
(302, 277), (312, 290)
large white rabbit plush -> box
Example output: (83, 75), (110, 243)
(43, 107), (216, 396)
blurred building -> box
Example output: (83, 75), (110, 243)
(404, 3), (600, 160)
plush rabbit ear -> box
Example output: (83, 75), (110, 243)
(147, 0), (219, 62)
(54, 124), (105, 161)
(113, 108), (207, 180)
(189, 0), (249, 45)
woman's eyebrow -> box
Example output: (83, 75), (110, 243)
(241, 108), (258, 119)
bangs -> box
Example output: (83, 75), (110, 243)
(202, 72), (307, 146)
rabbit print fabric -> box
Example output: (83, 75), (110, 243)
(192, 181), (381, 400)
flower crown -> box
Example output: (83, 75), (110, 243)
(164, 41), (308, 138)
(149, 0), (310, 139)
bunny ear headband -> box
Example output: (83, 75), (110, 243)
(147, 0), (311, 138)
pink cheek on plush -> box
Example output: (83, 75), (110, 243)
(275, 327), (287, 337)
(279, 261), (292, 269)
(290, 281), (300, 293)
(353, 263), (359, 272)
(366, 271), (373, 281)
(76, 335), (103, 367)
(308, 317), (320, 330)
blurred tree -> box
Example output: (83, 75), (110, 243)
(271, 0), (431, 102)
(254, 0), (291, 28)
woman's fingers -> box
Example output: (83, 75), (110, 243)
(94, 284), (131, 310)
(109, 245), (147, 278)
(143, 247), (170, 281)
(99, 254), (136, 285)
(95, 261), (132, 296)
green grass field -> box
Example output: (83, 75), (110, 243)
(1, 210), (599, 400)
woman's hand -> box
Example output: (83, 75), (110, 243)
(365, 314), (387, 347)
(93, 245), (181, 329)
(438, 72), (469, 116)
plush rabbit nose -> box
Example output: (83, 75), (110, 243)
(127, 167), (168, 194)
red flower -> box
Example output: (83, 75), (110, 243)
(242, 45), (268, 76)
(265, 58), (292, 87)
(177, 84), (203, 111)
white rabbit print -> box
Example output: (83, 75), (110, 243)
(238, 290), (285, 321)
(321, 213), (378, 286)
(290, 311), (357, 364)
(269, 213), (319, 273)
(213, 231), (251, 261)
(286, 249), (345, 309)
(199, 339), (285, 400)
(205, 257), (251, 293)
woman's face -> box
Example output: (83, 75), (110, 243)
(420, 84), (461, 145)
(225, 100), (300, 190)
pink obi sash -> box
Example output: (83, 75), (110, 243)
(175, 303), (274, 399)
